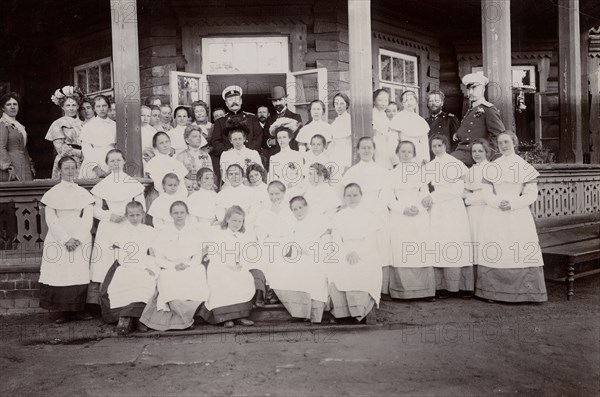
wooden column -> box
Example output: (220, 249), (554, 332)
(558, 0), (584, 163)
(348, 0), (373, 164)
(111, 0), (143, 176)
(481, 0), (514, 131)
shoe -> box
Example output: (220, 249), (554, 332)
(54, 313), (68, 324)
(223, 321), (234, 328)
(426, 297), (436, 302)
(235, 318), (254, 326)
(136, 321), (148, 333)
(116, 317), (131, 336)
(75, 312), (94, 321)
(380, 294), (392, 301)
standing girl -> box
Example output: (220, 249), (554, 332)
(386, 141), (434, 299)
(295, 100), (334, 152)
(422, 134), (473, 296)
(39, 156), (95, 323)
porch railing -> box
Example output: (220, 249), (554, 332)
(1, 165), (599, 269)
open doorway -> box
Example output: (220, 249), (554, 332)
(207, 74), (287, 119)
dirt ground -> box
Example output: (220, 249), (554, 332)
(1, 275), (598, 396)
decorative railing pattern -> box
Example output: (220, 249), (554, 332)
(1, 166), (599, 267)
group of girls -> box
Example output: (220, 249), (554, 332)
(37, 91), (547, 333)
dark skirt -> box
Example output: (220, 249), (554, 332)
(274, 289), (325, 323)
(139, 288), (202, 331)
(475, 265), (547, 303)
(40, 283), (88, 312)
(384, 266), (436, 299)
(100, 260), (146, 324)
(435, 266), (474, 292)
(250, 269), (267, 295)
(86, 281), (101, 305)
(328, 284), (375, 321)
(197, 301), (253, 325)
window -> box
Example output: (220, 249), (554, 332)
(202, 37), (289, 75)
(74, 57), (114, 97)
(472, 66), (537, 91)
(378, 49), (419, 103)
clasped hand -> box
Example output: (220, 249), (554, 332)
(498, 200), (512, 211)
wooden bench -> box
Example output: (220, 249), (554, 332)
(538, 214), (600, 300)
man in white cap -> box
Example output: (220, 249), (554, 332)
(262, 86), (303, 165)
(210, 85), (264, 181)
(450, 73), (505, 166)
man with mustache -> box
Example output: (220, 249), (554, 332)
(262, 86), (303, 165)
(426, 90), (459, 150)
(451, 73), (505, 166)
(210, 86), (264, 182)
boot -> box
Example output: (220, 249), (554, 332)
(254, 290), (266, 308)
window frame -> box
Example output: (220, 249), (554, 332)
(73, 57), (114, 98)
(378, 48), (420, 103)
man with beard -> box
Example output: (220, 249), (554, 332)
(451, 74), (505, 166)
(262, 86), (303, 164)
(209, 86), (264, 182)
(426, 90), (459, 149)
(257, 105), (270, 134)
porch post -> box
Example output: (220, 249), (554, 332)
(558, 0), (584, 163)
(110, 0), (143, 176)
(481, 0), (514, 131)
(348, 0), (373, 164)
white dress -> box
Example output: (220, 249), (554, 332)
(341, 159), (392, 268)
(89, 171), (146, 284)
(295, 120), (335, 149)
(185, 188), (219, 226)
(372, 108), (398, 170)
(219, 146), (263, 187)
(329, 205), (383, 304)
(145, 152), (189, 196)
(423, 153), (472, 268)
(268, 147), (305, 184)
(269, 214), (331, 304)
(167, 124), (188, 155)
(203, 228), (257, 311)
(39, 181), (95, 287)
(464, 160), (490, 265)
(79, 116), (116, 179)
(478, 154), (544, 269)
(106, 222), (158, 309)
(389, 110), (431, 164)
(148, 190), (188, 230)
(141, 124), (157, 152)
(329, 112), (352, 169)
(302, 183), (342, 220)
(153, 223), (210, 311)
(215, 183), (260, 224)
(388, 162), (430, 268)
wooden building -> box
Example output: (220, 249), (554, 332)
(0, 0), (599, 312)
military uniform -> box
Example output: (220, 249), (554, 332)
(426, 111), (459, 147)
(450, 99), (505, 166)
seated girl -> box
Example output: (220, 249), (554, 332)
(186, 168), (219, 227)
(168, 106), (192, 154)
(216, 164), (258, 224)
(100, 201), (158, 334)
(302, 134), (331, 177)
(140, 201), (210, 331)
(295, 99), (334, 152)
(175, 124), (211, 176)
(145, 132), (189, 197)
(148, 173), (187, 230)
(268, 123), (305, 185)
(219, 123), (262, 186)
(269, 196), (331, 324)
(198, 206), (257, 327)
(184, 172), (198, 196)
(328, 183), (382, 322)
(302, 162), (342, 220)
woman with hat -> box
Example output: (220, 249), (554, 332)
(45, 86), (85, 179)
